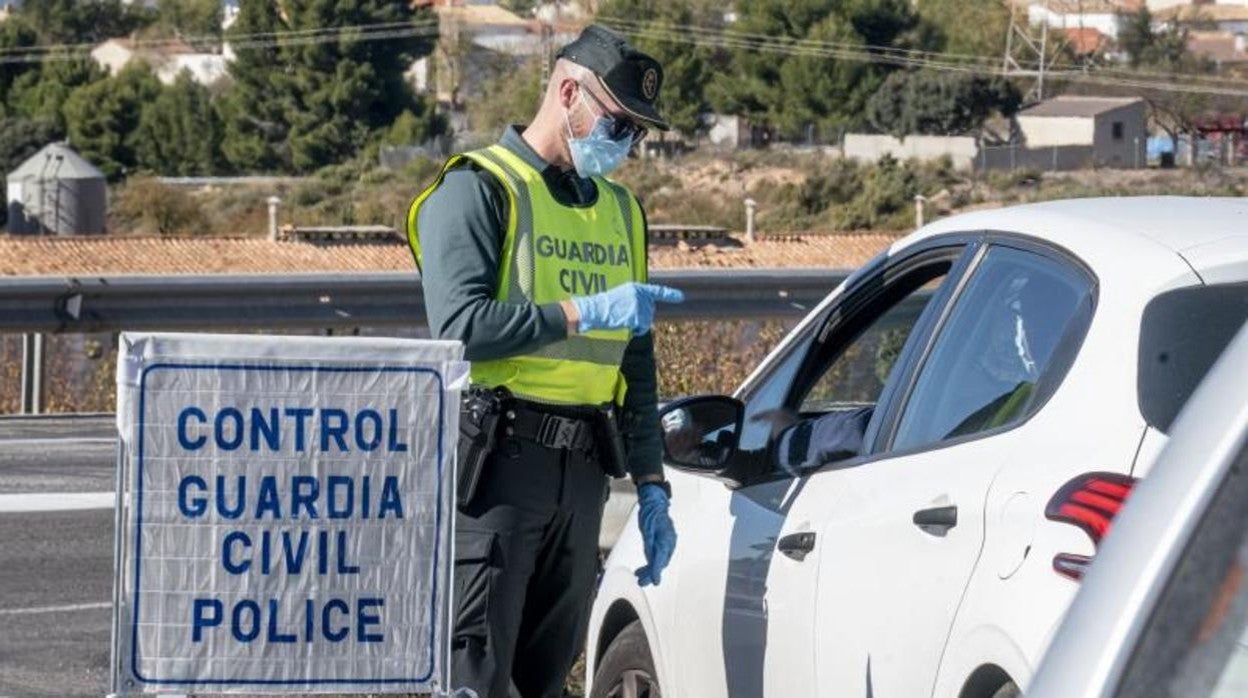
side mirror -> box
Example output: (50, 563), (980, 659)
(659, 395), (744, 472)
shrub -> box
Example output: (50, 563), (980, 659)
(112, 176), (208, 235)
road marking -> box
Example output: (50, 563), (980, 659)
(0, 601), (110, 617)
(0, 492), (114, 513)
(0, 437), (115, 447)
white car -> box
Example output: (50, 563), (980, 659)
(586, 197), (1248, 698)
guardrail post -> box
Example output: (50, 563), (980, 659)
(20, 332), (45, 414)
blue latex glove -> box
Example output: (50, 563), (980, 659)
(635, 482), (676, 587)
(571, 282), (685, 335)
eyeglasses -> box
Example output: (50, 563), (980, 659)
(579, 83), (649, 144)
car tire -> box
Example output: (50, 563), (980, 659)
(990, 680), (1021, 698)
(590, 620), (661, 698)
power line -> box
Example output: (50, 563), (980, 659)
(0, 19), (440, 64)
(598, 17), (1248, 98)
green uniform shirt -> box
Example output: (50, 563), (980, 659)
(415, 125), (663, 480)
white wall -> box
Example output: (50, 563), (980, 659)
(1027, 6), (1124, 38)
(90, 41), (134, 75)
(843, 134), (980, 170)
(156, 53), (229, 86)
(1018, 115), (1096, 147)
(1092, 102), (1148, 168)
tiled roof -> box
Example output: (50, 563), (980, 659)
(1062, 27), (1109, 55)
(1187, 31), (1248, 64)
(0, 233), (901, 276)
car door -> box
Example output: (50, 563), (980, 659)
(778, 242), (1096, 696)
(704, 242), (972, 697)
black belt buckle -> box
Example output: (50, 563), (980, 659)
(537, 413), (586, 450)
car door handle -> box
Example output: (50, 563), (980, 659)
(913, 505), (958, 533)
(777, 531), (817, 561)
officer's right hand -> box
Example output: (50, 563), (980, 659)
(571, 282), (684, 335)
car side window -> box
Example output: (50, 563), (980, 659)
(797, 271), (948, 415)
(891, 245), (1093, 451)
(737, 323), (817, 452)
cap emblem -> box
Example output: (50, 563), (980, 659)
(642, 68), (658, 100)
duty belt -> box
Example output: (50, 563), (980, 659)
(505, 402), (596, 451)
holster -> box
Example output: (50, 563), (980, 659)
(456, 386), (507, 507)
(593, 403), (629, 479)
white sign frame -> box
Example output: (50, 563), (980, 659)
(109, 332), (467, 695)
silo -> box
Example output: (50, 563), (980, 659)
(6, 143), (108, 235)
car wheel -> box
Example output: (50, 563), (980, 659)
(590, 620), (661, 698)
(990, 680), (1021, 698)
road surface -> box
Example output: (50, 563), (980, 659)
(0, 415), (115, 697)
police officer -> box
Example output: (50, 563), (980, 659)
(406, 25), (681, 698)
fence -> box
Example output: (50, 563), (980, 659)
(975, 144), (1097, 172)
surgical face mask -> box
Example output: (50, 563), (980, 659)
(564, 92), (633, 178)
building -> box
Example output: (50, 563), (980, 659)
(1016, 96), (1148, 167)
(91, 37), (231, 86)
(1154, 3), (1248, 33)
(414, 0), (581, 118)
(1186, 30), (1248, 67)
(1024, 0), (1142, 40)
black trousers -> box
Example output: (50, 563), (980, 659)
(451, 434), (608, 698)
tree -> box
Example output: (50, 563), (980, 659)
(17, 0), (154, 44)
(6, 56), (106, 133)
(464, 55), (544, 134)
(865, 70), (1021, 137)
(62, 64), (163, 179)
(218, 0), (287, 172)
(1120, 8), (1189, 69)
(156, 0), (224, 41)
(914, 0), (1009, 58)
(133, 71), (223, 175)
(707, 0), (926, 140)
(0, 17), (40, 110)
(596, 0), (723, 136)
(0, 117), (60, 175)
(220, 0), (442, 174)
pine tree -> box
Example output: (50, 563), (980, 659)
(62, 64), (163, 179)
(7, 56), (106, 133)
(220, 0), (440, 174)
(0, 17), (40, 111)
(18, 0), (154, 44)
(134, 71), (223, 175)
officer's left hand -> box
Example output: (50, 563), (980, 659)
(635, 482), (676, 586)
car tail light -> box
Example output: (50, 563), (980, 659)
(1045, 472), (1137, 581)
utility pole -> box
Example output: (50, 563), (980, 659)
(540, 1), (555, 90)
(1003, 1), (1052, 103)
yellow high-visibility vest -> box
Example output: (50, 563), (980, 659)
(407, 143), (647, 405)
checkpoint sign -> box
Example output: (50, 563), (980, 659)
(112, 333), (464, 694)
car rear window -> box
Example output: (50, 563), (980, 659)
(1139, 283), (1248, 433)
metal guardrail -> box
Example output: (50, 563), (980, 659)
(0, 268), (850, 334)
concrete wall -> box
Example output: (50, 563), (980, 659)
(1017, 115), (1096, 147)
(1092, 102), (1148, 168)
(843, 134), (980, 169)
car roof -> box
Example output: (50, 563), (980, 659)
(907, 196), (1248, 257)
